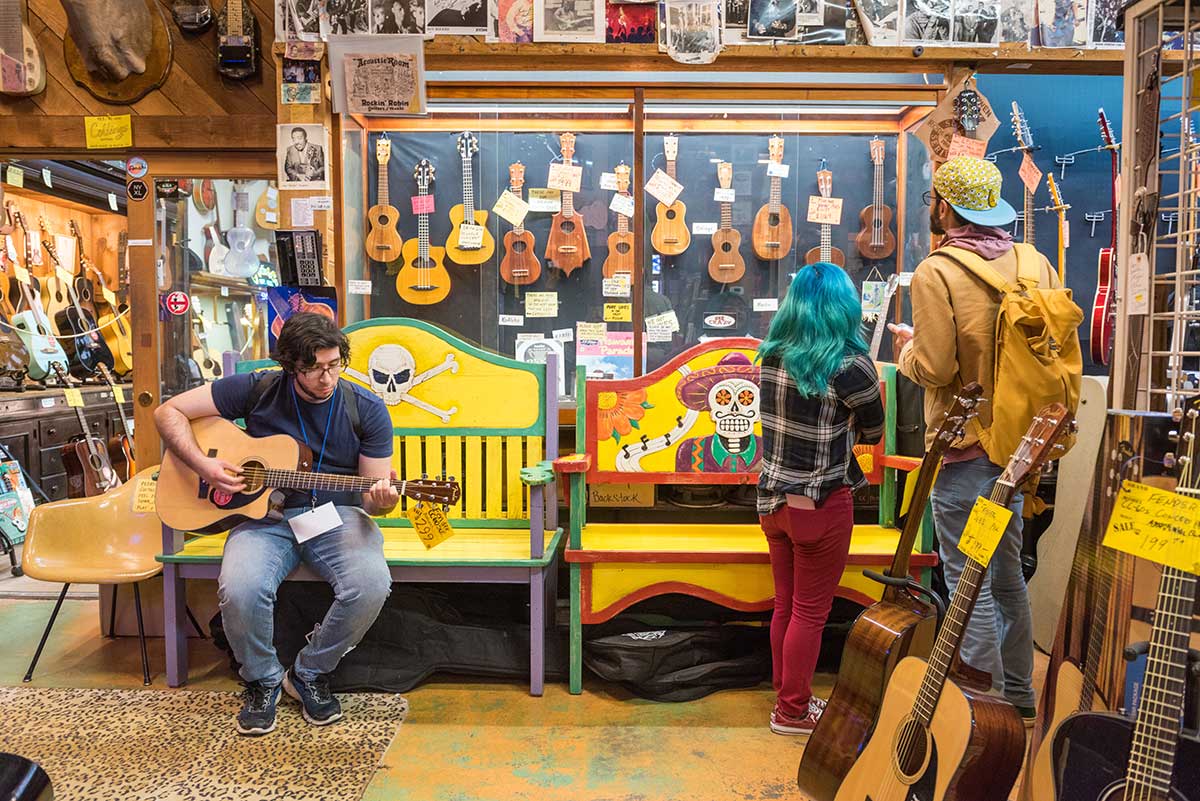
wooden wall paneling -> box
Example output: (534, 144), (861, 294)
(128, 183), (158, 471)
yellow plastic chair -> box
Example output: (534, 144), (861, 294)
(21, 467), (192, 685)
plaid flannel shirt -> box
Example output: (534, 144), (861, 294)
(756, 352), (885, 514)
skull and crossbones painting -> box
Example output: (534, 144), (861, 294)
(673, 353), (762, 473)
(344, 344), (460, 423)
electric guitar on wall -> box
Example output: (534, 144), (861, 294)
(52, 362), (120, 498)
(1091, 108), (1119, 366)
(364, 137), (404, 264)
(545, 132), (590, 275)
(798, 383), (984, 801)
(1012, 102), (1038, 247)
(856, 137), (896, 260)
(804, 161), (846, 267)
(499, 162), (540, 290)
(216, 0), (259, 80)
(7, 208), (66, 382)
(603, 163), (635, 279)
(835, 404), (1073, 801)
(396, 160), (450, 305)
(650, 135), (690, 256)
(708, 161), (745, 284)
(1046, 174), (1069, 285)
(445, 131), (495, 265)
(45, 236), (113, 379)
(752, 134), (793, 261)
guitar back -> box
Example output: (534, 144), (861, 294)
(751, 203), (793, 261)
(445, 206), (496, 265)
(545, 209), (590, 274)
(708, 229), (745, 283)
(652, 200), (691, 255)
(500, 229), (541, 286)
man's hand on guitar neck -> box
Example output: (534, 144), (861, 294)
(362, 461), (399, 516)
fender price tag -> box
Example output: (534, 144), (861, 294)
(1104, 481), (1200, 574)
(408, 502), (454, 549)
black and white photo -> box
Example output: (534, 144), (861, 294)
(534, 0), (604, 42)
(277, 124), (329, 191)
(852, 0), (899, 45)
(372, 0), (427, 31)
(1037, 0), (1086, 47)
(426, 0), (488, 34)
(725, 0), (748, 26)
(747, 0), (797, 39)
(953, 0), (998, 44)
(795, 0), (821, 27)
(665, 0), (721, 63)
(1089, 0), (1123, 46)
(278, 0), (322, 40)
(901, 0), (949, 43)
(326, 0), (370, 32)
(999, 0), (1032, 42)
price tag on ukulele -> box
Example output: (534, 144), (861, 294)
(806, 196), (844, 226)
(457, 223), (485, 250)
(644, 169), (683, 206)
(713, 187), (735, 203)
(610, 193), (635, 218)
(546, 163), (583, 194)
(63, 388), (84, 408)
(408, 501), (454, 549)
(411, 193), (435, 215)
(492, 190), (529, 226)
(1019, 153), (1043, 194)
(766, 162), (790, 178)
(527, 189), (561, 214)
(1103, 481), (1200, 574)
(957, 496), (1013, 566)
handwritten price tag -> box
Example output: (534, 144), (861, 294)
(12, 264), (30, 284)
(408, 502), (454, 549)
(56, 266), (75, 286)
(112, 385), (126, 404)
(5, 165), (22, 188)
(132, 477), (157, 514)
(1103, 481), (1200, 573)
(692, 222), (718, 235)
(577, 321), (606, 341)
(604, 303), (632, 323)
(1019, 153), (1043, 195)
(947, 135), (988, 159)
(547, 163), (583, 193)
(644, 169), (683, 206)
(527, 188), (561, 213)
(807, 196), (844, 226)
(957, 497), (1013, 567)
(63, 388), (84, 408)
(599, 172), (618, 191)
(767, 161), (790, 178)
(525, 291), (559, 318)
(102, 286), (120, 308)
(602, 274), (631, 297)
(457, 222), (485, 250)
(411, 193), (435, 215)
(492, 190), (529, 226)
(713, 187), (736, 203)
(610, 193), (635, 218)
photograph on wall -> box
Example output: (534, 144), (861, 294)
(900, 0), (949, 43)
(426, 0), (490, 34)
(534, 0), (605, 41)
(1036, 0), (1087, 47)
(1089, 0), (1123, 47)
(747, 0), (797, 38)
(795, 0), (822, 26)
(953, 0), (998, 44)
(999, 0), (1033, 42)
(665, 0), (722, 62)
(372, 0), (428, 31)
(326, 0), (371, 32)
(852, 0), (899, 44)
(607, 2), (657, 42)
(277, 124), (329, 191)
(278, 0), (322, 40)
(281, 57), (321, 104)
(490, 0), (535, 41)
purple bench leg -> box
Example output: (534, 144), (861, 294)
(163, 562), (188, 687)
(529, 567), (545, 696)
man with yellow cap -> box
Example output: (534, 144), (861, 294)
(889, 155), (1061, 725)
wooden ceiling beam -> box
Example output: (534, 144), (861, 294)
(0, 115), (277, 153)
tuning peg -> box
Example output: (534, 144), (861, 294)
(1170, 429), (1180, 443)
(1180, 455), (1192, 467)
(1172, 407), (1185, 421)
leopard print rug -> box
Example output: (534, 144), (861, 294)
(0, 686), (408, 801)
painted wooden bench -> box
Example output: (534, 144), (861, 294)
(553, 338), (936, 694)
(159, 318), (563, 695)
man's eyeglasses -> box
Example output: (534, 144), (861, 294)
(298, 363), (343, 379)
(922, 191), (938, 206)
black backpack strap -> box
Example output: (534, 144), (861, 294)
(338, 378), (363, 440)
(245, 371), (284, 419)
(244, 371), (363, 440)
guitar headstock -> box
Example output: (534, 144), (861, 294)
(508, 162), (525, 192)
(10, 205), (25, 234)
(376, 137), (392, 165)
(559, 132), (576, 164)
(716, 161), (733, 190)
(1047, 174), (1065, 210)
(931, 382), (984, 449)
(69, 219), (81, 240)
(998, 402), (1074, 488)
(869, 137), (885, 165)
(405, 477), (463, 506)
(768, 135), (784, 164)
(41, 237), (58, 265)
(615, 163), (631, 194)
(663, 134), (679, 162)
(1097, 108), (1116, 149)
(50, 361), (71, 387)
(817, 160), (832, 199)
(37, 215), (48, 236)
(1011, 101), (1034, 150)
(955, 87), (982, 135)
(456, 131), (479, 160)
(414, 159), (435, 193)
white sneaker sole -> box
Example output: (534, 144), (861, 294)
(236, 718), (277, 736)
(770, 721), (815, 736)
(283, 672), (344, 726)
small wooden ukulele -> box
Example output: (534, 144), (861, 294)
(396, 160), (451, 305)
(752, 135), (793, 261)
(445, 131), (495, 265)
(545, 132), (590, 275)
(499, 162), (541, 289)
(364, 137), (404, 264)
(804, 161), (846, 267)
(708, 161), (745, 284)
(650, 135), (690, 256)
(855, 137), (896, 260)
(603, 163), (635, 279)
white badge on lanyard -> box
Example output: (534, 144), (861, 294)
(288, 502), (342, 543)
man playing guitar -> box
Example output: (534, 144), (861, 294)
(154, 313), (397, 736)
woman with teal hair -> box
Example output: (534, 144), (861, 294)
(756, 262), (885, 736)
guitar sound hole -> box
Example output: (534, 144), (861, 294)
(666, 209), (677, 221)
(512, 241), (526, 254)
(875, 221), (883, 230)
(560, 221), (576, 235)
(417, 257), (435, 269)
(893, 719), (929, 780)
(768, 213), (780, 227)
(721, 242), (732, 253)
(377, 215), (389, 225)
(616, 243), (631, 255)
(241, 459), (265, 493)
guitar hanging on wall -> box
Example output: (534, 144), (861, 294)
(45, 235), (113, 379)
(650, 135), (690, 256)
(499, 162), (541, 291)
(396, 160), (450, 305)
(603, 163), (635, 279)
(0, 0), (45, 97)
(96, 362), (134, 482)
(216, 0), (259, 80)
(855, 137), (896, 260)
(804, 161), (846, 267)
(364, 137), (404, 264)
(445, 131), (495, 265)
(545, 132), (590, 275)
(1046, 173), (1069, 284)
(52, 362), (120, 498)
(708, 161), (745, 284)
(7, 207), (67, 382)
(1091, 109), (1119, 366)
(1011, 102), (1038, 247)
(752, 135), (792, 261)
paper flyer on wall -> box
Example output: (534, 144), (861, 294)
(328, 34), (427, 116)
(853, 0), (899, 45)
(901, 0), (997, 45)
(577, 331), (635, 381)
(488, 0), (535, 41)
(1034, 0), (1087, 47)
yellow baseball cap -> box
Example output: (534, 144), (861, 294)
(932, 155), (1016, 226)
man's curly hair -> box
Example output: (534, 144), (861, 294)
(270, 312), (350, 374)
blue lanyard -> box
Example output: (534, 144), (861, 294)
(291, 379), (338, 507)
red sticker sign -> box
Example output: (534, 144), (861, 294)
(164, 290), (191, 316)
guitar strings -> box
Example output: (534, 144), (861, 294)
(0, 304), (131, 341)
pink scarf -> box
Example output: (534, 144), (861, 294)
(939, 224), (1014, 261)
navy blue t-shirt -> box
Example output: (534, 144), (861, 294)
(211, 371), (393, 508)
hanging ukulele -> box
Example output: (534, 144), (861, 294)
(650, 135), (690, 256)
(445, 131), (495, 265)
(855, 137), (896, 260)
(803, 160), (846, 267)
(708, 161), (746, 284)
(396, 160), (450, 305)
(1090, 108), (1119, 366)
(499, 162), (540, 290)
(364, 137), (404, 264)
(545, 132), (590, 275)
(216, 0), (259, 80)
(603, 163), (635, 279)
(752, 135), (793, 261)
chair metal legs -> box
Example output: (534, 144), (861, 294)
(24, 584), (70, 682)
(132, 583), (150, 686)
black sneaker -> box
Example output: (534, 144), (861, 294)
(236, 680), (281, 736)
(283, 666), (343, 726)
(1015, 705), (1038, 728)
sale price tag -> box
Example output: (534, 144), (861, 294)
(946, 135), (988, 159)
(1103, 481), (1200, 574)
(602, 274), (631, 297)
(408, 502), (454, 549)
(807, 196), (844, 226)
(525, 291), (559, 318)
(132, 476), (157, 514)
(957, 496), (1013, 567)
(411, 193), (435, 215)
(527, 188), (561, 213)
(1019, 153), (1043, 195)
(644, 169), (683, 206)
(610, 193), (635, 218)
(457, 222), (485, 250)
(63, 388), (84, 408)
(547, 163), (583, 193)
(492, 190), (529, 226)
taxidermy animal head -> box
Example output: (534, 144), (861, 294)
(60, 0), (154, 81)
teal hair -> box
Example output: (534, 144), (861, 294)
(757, 262), (868, 397)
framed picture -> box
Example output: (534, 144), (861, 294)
(534, 0), (605, 42)
(328, 34), (427, 116)
(277, 123), (330, 191)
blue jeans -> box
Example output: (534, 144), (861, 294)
(930, 456), (1035, 708)
(217, 505), (392, 687)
